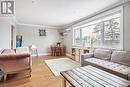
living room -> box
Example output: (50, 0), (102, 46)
(0, 0), (130, 87)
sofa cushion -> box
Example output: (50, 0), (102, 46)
(84, 58), (130, 79)
(94, 49), (112, 60)
(111, 51), (130, 67)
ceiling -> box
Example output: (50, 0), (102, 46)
(15, 0), (122, 27)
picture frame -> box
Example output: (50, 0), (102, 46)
(39, 29), (46, 36)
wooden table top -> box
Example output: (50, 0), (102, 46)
(61, 65), (130, 87)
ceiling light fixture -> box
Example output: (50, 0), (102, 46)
(65, 28), (71, 31)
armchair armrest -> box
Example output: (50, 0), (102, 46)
(0, 53), (30, 60)
(81, 53), (94, 66)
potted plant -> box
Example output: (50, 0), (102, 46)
(56, 41), (61, 46)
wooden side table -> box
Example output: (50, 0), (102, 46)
(51, 46), (65, 56)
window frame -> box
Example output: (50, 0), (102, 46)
(72, 6), (123, 50)
(73, 27), (82, 46)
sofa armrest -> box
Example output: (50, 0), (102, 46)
(81, 53), (94, 66)
(81, 53), (94, 59)
(0, 53), (30, 60)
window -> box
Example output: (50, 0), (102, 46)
(73, 12), (122, 49)
(74, 28), (81, 45)
(82, 23), (102, 47)
(103, 17), (120, 48)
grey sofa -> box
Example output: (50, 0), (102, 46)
(81, 49), (130, 80)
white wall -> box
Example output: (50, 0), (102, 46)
(0, 17), (15, 52)
(123, 1), (130, 51)
(16, 25), (60, 55)
(63, 29), (73, 55)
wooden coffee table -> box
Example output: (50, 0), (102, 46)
(61, 65), (130, 87)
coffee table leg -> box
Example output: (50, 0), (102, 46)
(70, 85), (74, 87)
(4, 74), (7, 81)
(61, 77), (66, 87)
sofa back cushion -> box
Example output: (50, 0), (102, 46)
(111, 51), (130, 66)
(94, 49), (112, 60)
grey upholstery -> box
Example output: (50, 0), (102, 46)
(94, 49), (112, 60)
(81, 49), (130, 80)
(111, 51), (130, 66)
(81, 53), (94, 66)
(81, 53), (94, 58)
(84, 58), (130, 79)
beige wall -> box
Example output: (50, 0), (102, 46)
(16, 25), (60, 55)
(63, 29), (73, 55)
(123, 1), (130, 51)
(0, 17), (16, 52)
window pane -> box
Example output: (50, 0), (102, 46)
(82, 23), (102, 47)
(93, 23), (102, 47)
(74, 29), (81, 45)
(73, 12), (121, 49)
(82, 25), (95, 47)
(104, 18), (120, 48)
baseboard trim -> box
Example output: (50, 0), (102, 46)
(66, 53), (75, 60)
(31, 53), (51, 57)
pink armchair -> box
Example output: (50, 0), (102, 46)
(0, 49), (32, 81)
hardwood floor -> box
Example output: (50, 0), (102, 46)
(0, 56), (67, 87)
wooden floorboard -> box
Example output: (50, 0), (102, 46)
(0, 56), (67, 87)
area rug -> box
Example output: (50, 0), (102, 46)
(45, 58), (80, 76)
